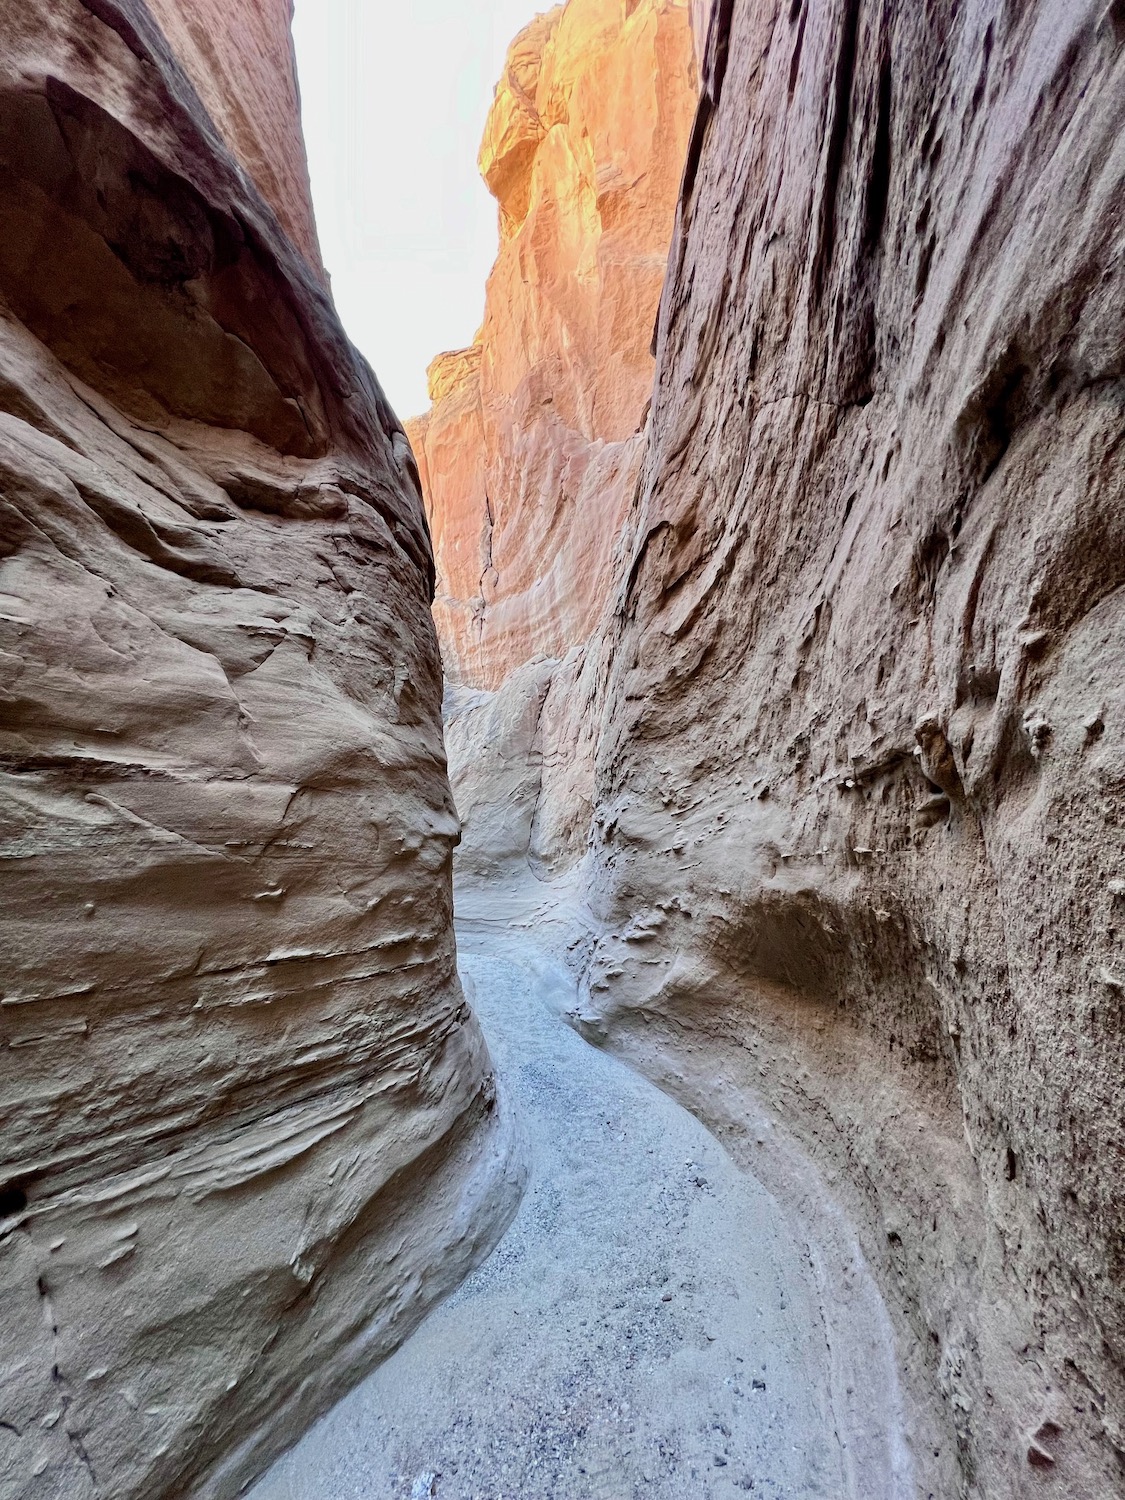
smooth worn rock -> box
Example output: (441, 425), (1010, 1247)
(143, 0), (324, 276)
(407, 0), (697, 688)
(0, 4), (520, 1498)
(446, 640), (608, 880)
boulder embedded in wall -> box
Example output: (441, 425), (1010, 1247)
(0, 5), (520, 1499)
(407, 0), (697, 688)
(582, 1), (1125, 1496)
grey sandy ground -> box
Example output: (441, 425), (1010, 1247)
(248, 921), (884, 1500)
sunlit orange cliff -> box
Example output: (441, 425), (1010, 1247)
(406, 0), (698, 688)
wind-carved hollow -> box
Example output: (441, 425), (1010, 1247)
(0, 86), (325, 456)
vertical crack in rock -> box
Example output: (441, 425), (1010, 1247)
(477, 488), (498, 636)
(38, 1274), (100, 1498)
(813, 0), (863, 307)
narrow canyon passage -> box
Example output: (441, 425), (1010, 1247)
(1, 1), (1121, 1497)
(248, 893), (912, 1500)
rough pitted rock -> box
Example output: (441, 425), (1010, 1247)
(573, 1), (1125, 1496)
(0, 4), (519, 1498)
(407, 0), (697, 689)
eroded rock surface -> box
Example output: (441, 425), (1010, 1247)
(143, 0), (324, 276)
(0, 4), (520, 1497)
(407, 0), (697, 688)
(436, 0), (1125, 1495)
(578, 1), (1125, 1496)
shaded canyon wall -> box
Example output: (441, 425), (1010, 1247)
(423, 0), (1125, 1495)
(0, 3), (521, 1498)
(583, 0), (1125, 1494)
(143, 0), (325, 276)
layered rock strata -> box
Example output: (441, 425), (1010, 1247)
(0, 4), (519, 1498)
(407, 0), (697, 688)
(577, 0), (1125, 1495)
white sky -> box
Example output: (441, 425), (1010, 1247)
(292, 2), (543, 421)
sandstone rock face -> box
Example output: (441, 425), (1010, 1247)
(575, 1), (1125, 1495)
(444, 664), (557, 881)
(143, 0), (324, 276)
(0, 5), (519, 1498)
(407, 0), (697, 688)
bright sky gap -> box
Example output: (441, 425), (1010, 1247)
(292, 1), (541, 421)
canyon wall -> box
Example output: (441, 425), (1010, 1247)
(407, 0), (697, 688)
(143, 0), (324, 276)
(578, 0), (1125, 1496)
(0, 4), (520, 1498)
(426, 0), (1125, 1495)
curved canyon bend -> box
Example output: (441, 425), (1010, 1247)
(248, 887), (912, 1500)
(0, 1), (1121, 1499)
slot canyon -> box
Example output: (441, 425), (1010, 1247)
(0, 1), (1122, 1498)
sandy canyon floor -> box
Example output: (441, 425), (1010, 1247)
(247, 892), (912, 1500)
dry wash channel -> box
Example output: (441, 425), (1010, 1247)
(249, 889), (913, 1500)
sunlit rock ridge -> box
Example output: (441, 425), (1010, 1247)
(0, 3), (521, 1497)
(406, 0), (698, 691)
(419, 0), (1125, 1496)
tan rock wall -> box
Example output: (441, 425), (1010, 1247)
(144, 0), (324, 275)
(0, 5), (519, 1497)
(577, 1), (1125, 1495)
(408, 0), (697, 688)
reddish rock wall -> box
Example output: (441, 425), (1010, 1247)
(407, 0), (697, 688)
